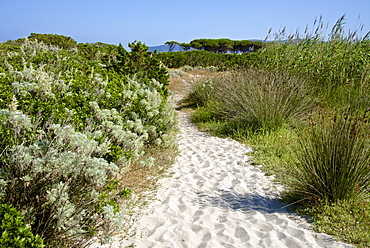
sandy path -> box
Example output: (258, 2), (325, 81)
(91, 109), (352, 248)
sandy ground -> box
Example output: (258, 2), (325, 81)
(90, 107), (352, 248)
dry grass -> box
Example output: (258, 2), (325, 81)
(120, 146), (178, 195)
(168, 68), (219, 92)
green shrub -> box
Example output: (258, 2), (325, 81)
(190, 104), (221, 123)
(0, 202), (44, 248)
(25, 33), (77, 49)
(0, 116), (122, 246)
(213, 70), (316, 132)
(105, 41), (170, 98)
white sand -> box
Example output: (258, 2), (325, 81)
(90, 110), (352, 248)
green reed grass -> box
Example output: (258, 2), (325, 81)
(261, 15), (370, 110)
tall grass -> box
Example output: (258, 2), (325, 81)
(261, 15), (370, 110)
(212, 70), (316, 132)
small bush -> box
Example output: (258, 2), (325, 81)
(190, 104), (220, 123)
(213, 70), (316, 132)
(0, 202), (45, 248)
(289, 112), (370, 204)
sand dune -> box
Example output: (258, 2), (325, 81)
(90, 111), (352, 248)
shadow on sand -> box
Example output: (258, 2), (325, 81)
(196, 189), (298, 216)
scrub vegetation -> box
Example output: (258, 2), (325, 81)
(0, 34), (177, 247)
(1, 15), (369, 247)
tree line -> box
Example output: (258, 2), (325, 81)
(165, 38), (265, 53)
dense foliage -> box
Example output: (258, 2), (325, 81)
(157, 50), (260, 69)
(0, 34), (176, 247)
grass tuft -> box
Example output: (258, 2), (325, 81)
(213, 70), (316, 132)
(288, 111), (370, 205)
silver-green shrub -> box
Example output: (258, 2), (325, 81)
(0, 37), (177, 247)
(0, 111), (121, 246)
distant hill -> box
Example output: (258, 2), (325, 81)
(148, 44), (183, 52)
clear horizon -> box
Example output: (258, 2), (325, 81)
(1, 0), (370, 48)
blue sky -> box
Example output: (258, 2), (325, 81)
(1, 0), (369, 47)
